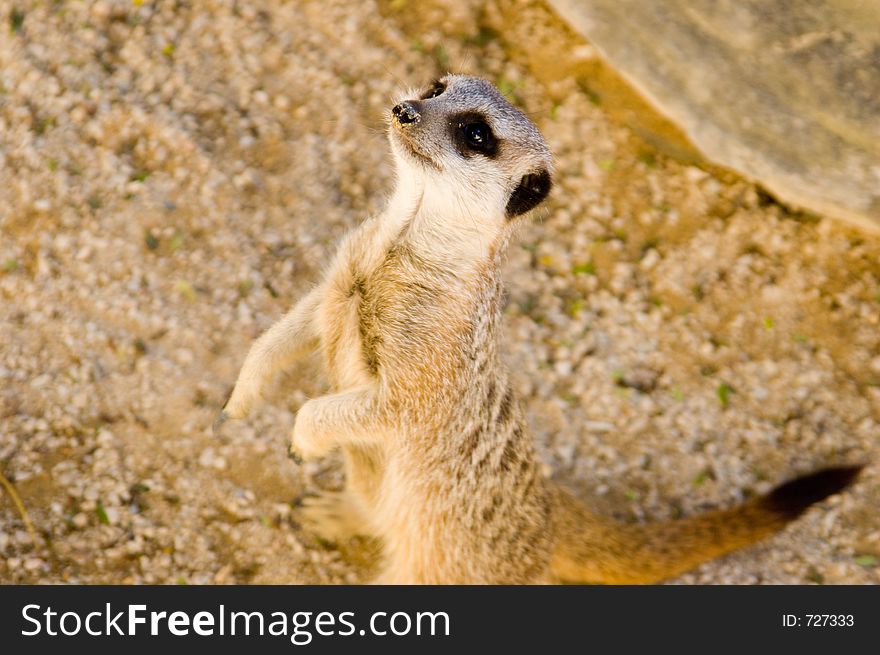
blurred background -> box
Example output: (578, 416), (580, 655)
(0, 0), (877, 584)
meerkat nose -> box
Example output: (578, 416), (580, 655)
(392, 101), (421, 125)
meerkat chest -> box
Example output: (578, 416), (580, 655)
(318, 252), (466, 392)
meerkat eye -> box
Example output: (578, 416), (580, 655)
(451, 113), (499, 158)
(420, 80), (446, 99)
(462, 122), (494, 152)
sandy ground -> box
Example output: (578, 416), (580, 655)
(0, 0), (877, 585)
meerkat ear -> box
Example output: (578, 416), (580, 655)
(505, 169), (552, 218)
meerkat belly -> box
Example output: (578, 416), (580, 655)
(372, 418), (555, 583)
(373, 465), (532, 583)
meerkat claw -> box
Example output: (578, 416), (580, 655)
(287, 444), (303, 465)
(212, 410), (229, 436)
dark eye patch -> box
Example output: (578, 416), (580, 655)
(506, 169), (552, 217)
(420, 80), (446, 99)
(450, 112), (499, 158)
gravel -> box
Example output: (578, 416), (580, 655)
(1, 0), (877, 585)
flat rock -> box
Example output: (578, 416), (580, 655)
(549, 0), (880, 231)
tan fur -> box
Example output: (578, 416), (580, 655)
(218, 75), (859, 584)
(550, 486), (787, 584)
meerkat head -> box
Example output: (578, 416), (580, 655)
(388, 75), (553, 224)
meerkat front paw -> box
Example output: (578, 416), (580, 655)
(221, 376), (263, 421)
(288, 401), (334, 462)
(214, 377), (263, 435)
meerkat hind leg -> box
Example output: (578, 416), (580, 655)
(297, 491), (372, 543)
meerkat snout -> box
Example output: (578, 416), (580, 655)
(391, 101), (421, 125)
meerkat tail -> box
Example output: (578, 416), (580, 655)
(549, 465), (863, 584)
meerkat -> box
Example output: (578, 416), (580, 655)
(215, 74), (862, 584)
